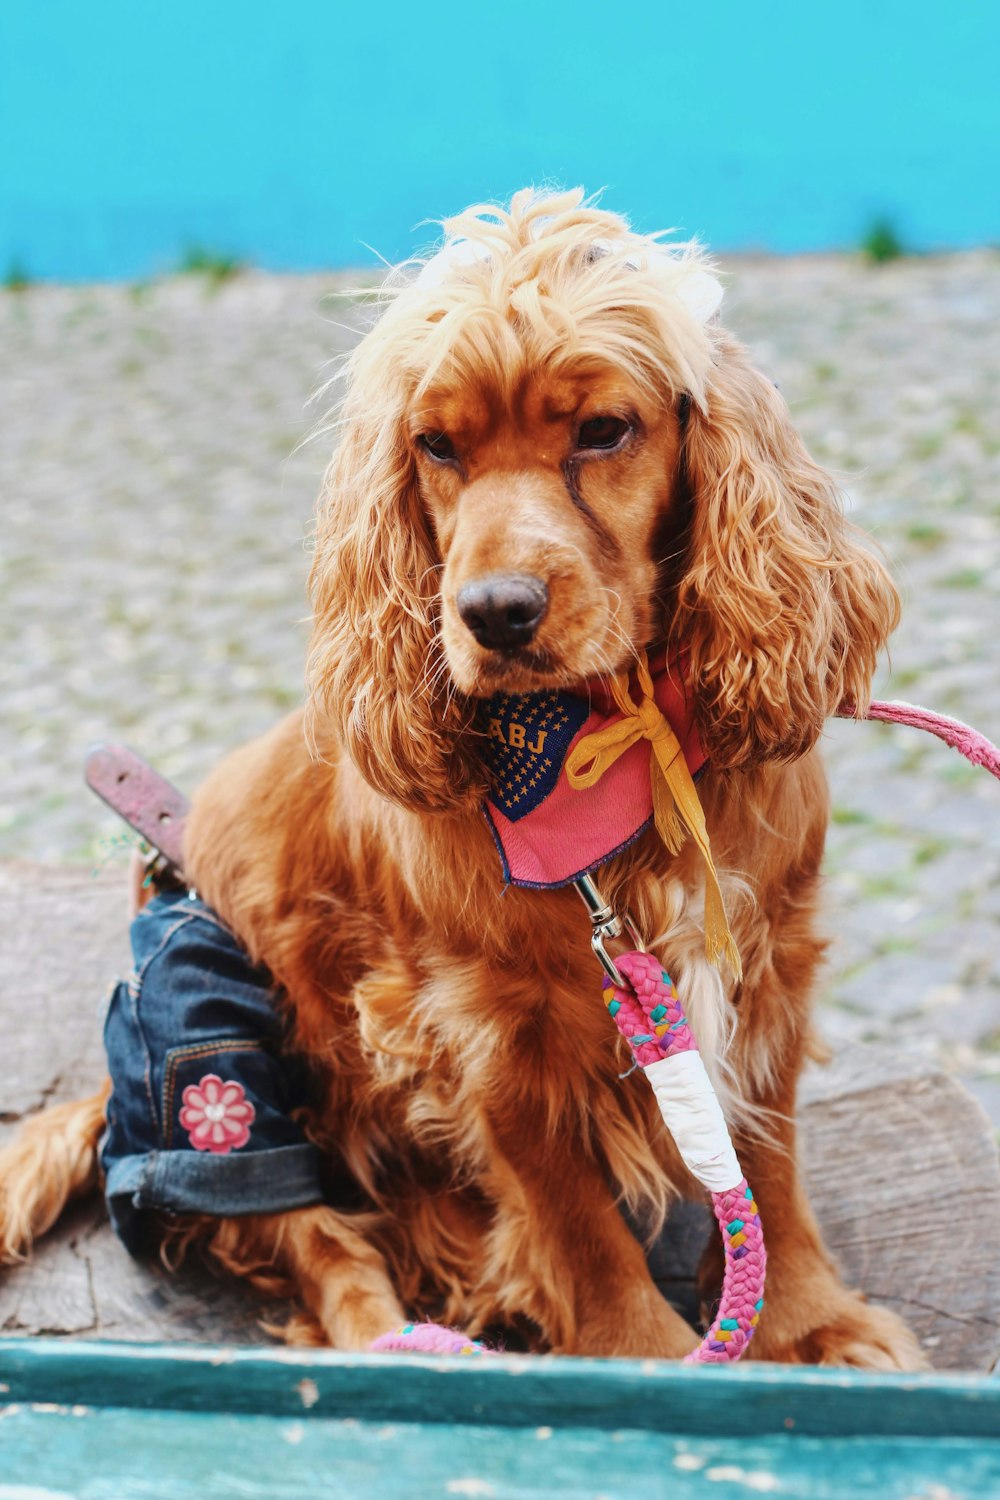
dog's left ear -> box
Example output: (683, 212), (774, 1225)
(673, 332), (900, 769)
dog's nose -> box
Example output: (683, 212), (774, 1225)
(456, 573), (549, 650)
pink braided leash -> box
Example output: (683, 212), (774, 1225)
(840, 700), (1000, 781)
(588, 697), (999, 1363)
(603, 950), (765, 1362)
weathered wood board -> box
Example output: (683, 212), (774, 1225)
(2, 861), (998, 1370)
(0, 1341), (998, 1500)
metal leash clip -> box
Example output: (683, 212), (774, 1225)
(573, 873), (645, 987)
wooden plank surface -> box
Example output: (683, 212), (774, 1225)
(1, 1403), (998, 1499)
(0, 1342), (998, 1500)
(1, 861), (998, 1370)
(799, 1048), (1000, 1373)
(0, 861), (122, 1122)
(2, 1405), (996, 1500)
(2, 1338), (999, 1434)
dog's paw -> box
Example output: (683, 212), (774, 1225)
(757, 1293), (928, 1371)
(568, 1285), (700, 1361)
(369, 1322), (496, 1356)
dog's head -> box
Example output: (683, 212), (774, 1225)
(308, 189), (899, 809)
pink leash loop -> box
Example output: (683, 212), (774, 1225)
(368, 1323), (495, 1356)
(604, 951), (765, 1363)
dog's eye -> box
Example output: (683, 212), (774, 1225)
(418, 432), (457, 463)
(576, 415), (631, 451)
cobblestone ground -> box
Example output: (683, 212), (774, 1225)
(2, 254), (998, 1125)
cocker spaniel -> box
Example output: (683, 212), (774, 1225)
(0, 189), (923, 1368)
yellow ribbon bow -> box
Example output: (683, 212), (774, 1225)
(564, 654), (742, 980)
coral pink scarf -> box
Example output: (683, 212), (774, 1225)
(478, 655), (1000, 977)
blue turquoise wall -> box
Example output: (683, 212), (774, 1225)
(2, 1), (997, 281)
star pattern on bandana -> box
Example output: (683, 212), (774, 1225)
(477, 690), (590, 822)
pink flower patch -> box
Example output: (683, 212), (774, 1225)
(179, 1074), (255, 1154)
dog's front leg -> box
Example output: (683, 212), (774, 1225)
(216, 1206), (406, 1351)
(483, 1120), (698, 1360)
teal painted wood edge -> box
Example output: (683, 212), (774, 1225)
(1, 1340), (997, 1440)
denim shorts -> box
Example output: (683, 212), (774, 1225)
(102, 888), (326, 1251)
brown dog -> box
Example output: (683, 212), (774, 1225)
(0, 190), (924, 1367)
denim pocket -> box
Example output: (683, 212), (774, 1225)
(163, 1039), (313, 1155)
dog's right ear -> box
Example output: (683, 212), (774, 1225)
(306, 379), (481, 812)
(672, 331), (900, 769)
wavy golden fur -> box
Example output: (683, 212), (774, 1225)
(0, 190), (923, 1367)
